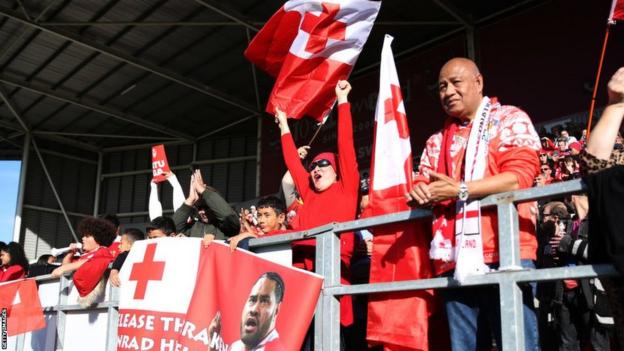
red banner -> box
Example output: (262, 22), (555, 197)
(151, 144), (171, 183)
(117, 239), (323, 351)
(0, 279), (45, 336)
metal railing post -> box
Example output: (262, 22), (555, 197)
(499, 280), (526, 351)
(56, 274), (70, 350)
(496, 202), (522, 271)
(106, 286), (120, 351)
(314, 228), (341, 351)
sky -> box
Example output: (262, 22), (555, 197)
(0, 161), (21, 243)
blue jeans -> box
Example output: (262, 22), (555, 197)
(441, 260), (539, 351)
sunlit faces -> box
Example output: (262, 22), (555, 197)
(240, 277), (281, 348)
(81, 234), (99, 252)
(309, 162), (337, 192)
(438, 59), (484, 120)
(256, 207), (285, 234)
(0, 250), (10, 266)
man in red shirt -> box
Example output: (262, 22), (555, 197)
(274, 80), (359, 328)
(407, 58), (541, 350)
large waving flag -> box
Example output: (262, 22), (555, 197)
(609, 0), (624, 23)
(365, 35), (434, 351)
(245, 0), (380, 122)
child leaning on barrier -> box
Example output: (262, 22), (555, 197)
(109, 228), (145, 287)
(51, 217), (116, 307)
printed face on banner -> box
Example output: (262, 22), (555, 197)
(151, 144), (171, 183)
(117, 239), (322, 351)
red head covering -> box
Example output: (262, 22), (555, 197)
(310, 152), (337, 172)
(569, 142), (582, 152)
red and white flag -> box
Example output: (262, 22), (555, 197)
(245, 0), (380, 122)
(365, 35), (433, 351)
(0, 279), (45, 336)
(368, 34), (413, 214)
(609, 0), (624, 23)
(117, 238), (322, 351)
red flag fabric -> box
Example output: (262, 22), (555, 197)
(0, 279), (45, 336)
(609, 0), (624, 23)
(151, 144), (171, 183)
(245, 0), (380, 122)
(365, 35), (433, 351)
(117, 239), (322, 351)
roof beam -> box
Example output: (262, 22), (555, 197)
(431, 0), (473, 26)
(0, 5), (261, 115)
(0, 75), (194, 141)
(0, 84), (29, 131)
(33, 130), (179, 141)
(40, 20), (459, 27)
(193, 0), (260, 32)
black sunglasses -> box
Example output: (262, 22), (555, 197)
(308, 159), (332, 172)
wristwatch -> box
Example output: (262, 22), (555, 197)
(458, 181), (469, 201)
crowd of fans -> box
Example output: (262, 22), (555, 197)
(1, 62), (623, 351)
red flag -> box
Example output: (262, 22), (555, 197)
(0, 279), (45, 336)
(365, 35), (433, 351)
(245, 0), (380, 122)
(609, 0), (624, 23)
(151, 144), (171, 183)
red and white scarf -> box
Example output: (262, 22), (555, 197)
(430, 97), (492, 282)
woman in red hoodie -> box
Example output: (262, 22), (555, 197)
(0, 241), (29, 282)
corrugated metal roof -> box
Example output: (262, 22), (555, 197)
(0, 0), (547, 156)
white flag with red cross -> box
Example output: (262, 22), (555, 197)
(368, 34), (413, 215)
(245, 0), (380, 122)
(117, 238), (322, 351)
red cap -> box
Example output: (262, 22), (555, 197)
(569, 142), (582, 152)
(311, 152), (337, 171)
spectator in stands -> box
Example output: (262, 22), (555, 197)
(541, 137), (556, 156)
(28, 254), (57, 277)
(224, 196), (288, 251)
(407, 57), (541, 350)
(51, 217), (116, 306)
(560, 129), (578, 148)
(580, 67), (624, 349)
(536, 202), (611, 350)
(146, 216), (177, 239)
(173, 169), (239, 245)
(149, 171), (185, 221)
(555, 156), (580, 182)
(275, 80), (359, 330)
(568, 142), (582, 156)
(109, 228), (145, 287)
(552, 139), (570, 162)
(0, 241), (29, 282)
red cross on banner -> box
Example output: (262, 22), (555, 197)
(129, 243), (165, 300)
(300, 3), (346, 54)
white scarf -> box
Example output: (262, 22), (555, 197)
(453, 97), (492, 282)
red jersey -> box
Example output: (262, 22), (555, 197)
(73, 247), (113, 297)
(0, 265), (26, 282)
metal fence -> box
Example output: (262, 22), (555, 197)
(17, 178), (620, 351)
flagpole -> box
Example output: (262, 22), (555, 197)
(586, 24), (612, 139)
(306, 100), (336, 147)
